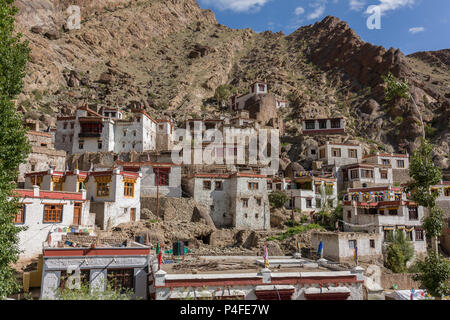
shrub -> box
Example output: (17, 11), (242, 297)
(384, 231), (414, 273)
(269, 191), (289, 209)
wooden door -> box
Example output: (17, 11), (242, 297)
(73, 203), (82, 225)
(130, 208), (136, 222)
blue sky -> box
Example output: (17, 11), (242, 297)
(198, 0), (450, 54)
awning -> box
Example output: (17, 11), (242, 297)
(384, 226), (395, 231)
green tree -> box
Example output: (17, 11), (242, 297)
(269, 191), (289, 209)
(214, 84), (237, 108)
(382, 72), (425, 139)
(53, 281), (134, 300)
(385, 231), (415, 273)
(0, 0), (31, 299)
(406, 139), (443, 253)
(412, 253), (450, 298)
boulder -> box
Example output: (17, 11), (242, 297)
(44, 30), (61, 40)
(192, 206), (216, 229)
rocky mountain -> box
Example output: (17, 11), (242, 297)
(13, 0), (449, 172)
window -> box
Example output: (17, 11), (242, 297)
(361, 170), (374, 178)
(397, 160), (405, 168)
(203, 180), (211, 190)
(255, 214), (259, 219)
(123, 130), (127, 136)
(242, 198), (249, 208)
(248, 182), (259, 190)
(382, 159), (390, 166)
(415, 228), (424, 241)
(124, 182), (135, 197)
(406, 230), (413, 241)
(107, 269), (134, 292)
(210, 205), (214, 212)
(388, 209), (398, 216)
(380, 170), (388, 180)
(445, 188), (450, 197)
(306, 199), (312, 208)
(347, 211), (351, 219)
(332, 148), (341, 157)
(60, 269), (90, 290)
(305, 121), (315, 130)
(319, 149), (325, 159)
(350, 170), (359, 179)
(311, 149), (316, 155)
(70, 122), (74, 129)
(97, 182), (110, 197)
(276, 184), (282, 190)
(349, 240), (357, 249)
(133, 131), (136, 137)
(53, 180), (64, 191)
(244, 213), (248, 218)
(370, 239), (375, 248)
(79, 141), (84, 149)
(63, 123), (67, 129)
(408, 207), (418, 220)
(215, 181), (223, 190)
(258, 84), (266, 92)
(316, 199), (322, 208)
(14, 205), (25, 224)
(349, 149), (358, 158)
(330, 119), (341, 128)
(256, 198), (262, 206)
(319, 120), (327, 129)
(267, 182), (272, 190)
(43, 204), (63, 223)
(98, 141), (102, 149)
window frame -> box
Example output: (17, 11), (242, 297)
(43, 204), (63, 223)
(123, 182), (135, 198)
(96, 182), (111, 197)
(14, 204), (26, 224)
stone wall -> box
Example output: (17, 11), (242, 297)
(381, 273), (421, 290)
(140, 196), (200, 222)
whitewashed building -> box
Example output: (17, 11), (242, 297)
(182, 172), (270, 230)
(40, 243), (150, 300)
(12, 187), (91, 259)
(316, 142), (362, 166)
(339, 163), (393, 190)
(149, 256), (365, 300)
(343, 186), (427, 256)
(311, 232), (383, 264)
(116, 160), (182, 198)
(301, 118), (346, 135)
(55, 105), (174, 155)
(24, 168), (142, 231)
(362, 152), (410, 185)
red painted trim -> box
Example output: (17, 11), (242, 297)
(12, 189), (84, 201)
(43, 248), (150, 257)
(305, 292), (350, 300)
(158, 275), (359, 289)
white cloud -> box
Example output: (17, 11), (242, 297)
(295, 7), (305, 15)
(349, 0), (366, 11)
(364, 0), (415, 15)
(307, 5), (326, 20)
(409, 26), (425, 34)
(199, 0), (270, 13)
